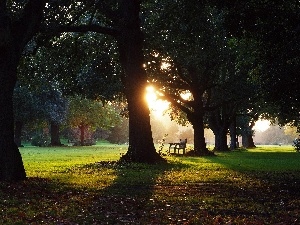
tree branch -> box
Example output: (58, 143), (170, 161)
(46, 24), (119, 37)
(160, 92), (192, 115)
(13, 0), (47, 52)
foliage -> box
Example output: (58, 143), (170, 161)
(13, 83), (68, 146)
(13, 84), (39, 123)
(35, 86), (68, 125)
(66, 96), (121, 134)
(223, 1), (300, 127)
(19, 33), (123, 100)
(106, 117), (129, 144)
(14, 83), (68, 124)
(284, 125), (298, 138)
(30, 133), (50, 147)
(143, 1), (262, 153)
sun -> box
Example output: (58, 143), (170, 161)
(145, 86), (170, 116)
(254, 119), (270, 132)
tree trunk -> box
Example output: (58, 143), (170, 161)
(50, 121), (62, 146)
(14, 121), (23, 147)
(214, 128), (229, 151)
(0, 1), (45, 181)
(117, 0), (164, 163)
(189, 111), (214, 156)
(242, 133), (256, 148)
(241, 119), (256, 148)
(0, 44), (26, 181)
(79, 125), (85, 146)
(208, 109), (230, 152)
(229, 117), (237, 150)
(208, 102), (239, 152)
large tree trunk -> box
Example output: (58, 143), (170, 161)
(241, 118), (256, 148)
(0, 1), (45, 181)
(189, 111), (214, 156)
(208, 109), (231, 152)
(14, 121), (23, 147)
(229, 117), (238, 150)
(214, 128), (229, 151)
(0, 45), (26, 181)
(118, 1), (164, 163)
(242, 133), (256, 148)
(50, 121), (62, 146)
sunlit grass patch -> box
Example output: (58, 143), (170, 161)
(20, 145), (127, 178)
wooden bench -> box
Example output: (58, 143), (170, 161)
(168, 139), (187, 154)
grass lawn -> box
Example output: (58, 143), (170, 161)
(0, 144), (299, 224)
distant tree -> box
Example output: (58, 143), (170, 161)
(66, 96), (121, 146)
(106, 118), (129, 144)
(284, 126), (298, 139)
(208, 36), (261, 151)
(36, 87), (68, 146)
(13, 84), (39, 147)
(13, 83), (68, 147)
(238, 114), (257, 148)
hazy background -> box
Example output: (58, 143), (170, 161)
(150, 113), (297, 146)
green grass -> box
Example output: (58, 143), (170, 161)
(21, 145), (126, 174)
(0, 145), (299, 224)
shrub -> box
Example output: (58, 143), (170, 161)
(31, 134), (50, 147)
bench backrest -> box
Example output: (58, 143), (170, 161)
(179, 138), (187, 147)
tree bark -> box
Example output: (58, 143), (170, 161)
(241, 119), (256, 148)
(189, 111), (214, 156)
(229, 116), (237, 150)
(14, 121), (23, 147)
(214, 128), (229, 151)
(242, 133), (256, 148)
(50, 121), (62, 146)
(117, 0), (164, 163)
(0, 1), (46, 181)
(79, 125), (85, 146)
(208, 109), (230, 152)
(0, 40), (26, 181)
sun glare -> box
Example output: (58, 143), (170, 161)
(146, 86), (170, 116)
(254, 119), (270, 132)
(161, 62), (171, 70)
(180, 91), (192, 100)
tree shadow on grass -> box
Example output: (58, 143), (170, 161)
(195, 151), (300, 223)
(0, 177), (94, 224)
(0, 160), (190, 224)
(87, 161), (179, 224)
